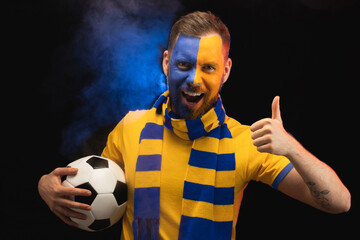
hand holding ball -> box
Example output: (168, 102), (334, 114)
(62, 155), (127, 231)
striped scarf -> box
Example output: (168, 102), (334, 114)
(133, 91), (235, 240)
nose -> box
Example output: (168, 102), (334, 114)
(185, 80), (201, 90)
(185, 67), (203, 85)
(193, 69), (203, 85)
(185, 68), (196, 84)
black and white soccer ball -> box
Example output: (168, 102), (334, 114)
(62, 155), (127, 231)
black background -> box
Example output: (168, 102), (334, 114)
(3, 0), (359, 239)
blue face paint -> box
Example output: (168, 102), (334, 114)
(168, 34), (201, 119)
(169, 34), (200, 85)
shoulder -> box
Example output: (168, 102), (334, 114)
(224, 115), (252, 140)
(122, 109), (150, 125)
(109, 109), (153, 139)
(224, 116), (256, 162)
(118, 109), (158, 130)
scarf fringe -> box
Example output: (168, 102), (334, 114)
(133, 218), (160, 240)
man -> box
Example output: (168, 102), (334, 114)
(38, 11), (350, 240)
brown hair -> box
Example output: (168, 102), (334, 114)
(168, 11), (231, 58)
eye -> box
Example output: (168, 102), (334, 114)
(201, 64), (216, 73)
(176, 61), (193, 70)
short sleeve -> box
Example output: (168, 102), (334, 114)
(101, 110), (148, 172)
(248, 142), (294, 190)
(102, 118), (125, 170)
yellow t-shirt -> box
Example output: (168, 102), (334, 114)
(102, 110), (293, 240)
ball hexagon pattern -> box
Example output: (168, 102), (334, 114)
(62, 155), (127, 231)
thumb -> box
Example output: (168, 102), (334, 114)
(271, 96), (282, 121)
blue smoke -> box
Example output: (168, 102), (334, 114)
(59, 0), (182, 156)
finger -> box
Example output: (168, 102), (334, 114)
(56, 186), (92, 197)
(54, 211), (79, 227)
(55, 197), (91, 211)
(256, 143), (273, 153)
(271, 96), (282, 121)
(251, 126), (272, 140)
(55, 205), (88, 220)
(253, 135), (271, 147)
(52, 167), (78, 177)
(250, 118), (271, 132)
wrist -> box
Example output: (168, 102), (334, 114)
(284, 134), (303, 160)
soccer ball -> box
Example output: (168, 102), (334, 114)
(62, 155), (127, 231)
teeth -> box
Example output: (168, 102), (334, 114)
(183, 91), (203, 97)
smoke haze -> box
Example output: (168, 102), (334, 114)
(50, 0), (182, 157)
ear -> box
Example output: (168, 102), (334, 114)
(221, 57), (232, 85)
(162, 50), (170, 76)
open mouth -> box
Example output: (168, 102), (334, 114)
(181, 90), (205, 105)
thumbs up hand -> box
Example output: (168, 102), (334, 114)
(250, 96), (294, 156)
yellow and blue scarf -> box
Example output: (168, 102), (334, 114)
(133, 91), (235, 240)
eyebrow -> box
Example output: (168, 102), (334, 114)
(172, 53), (197, 64)
(200, 62), (219, 68)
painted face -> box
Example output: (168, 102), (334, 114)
(168, 33), (225, 120)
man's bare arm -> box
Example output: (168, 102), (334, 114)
(250, 96), (350, 213)
(277, 144), (350, 213)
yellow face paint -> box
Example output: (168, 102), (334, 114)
(194, 35), (225, 101)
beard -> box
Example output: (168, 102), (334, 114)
(169, 85), (220, 120)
